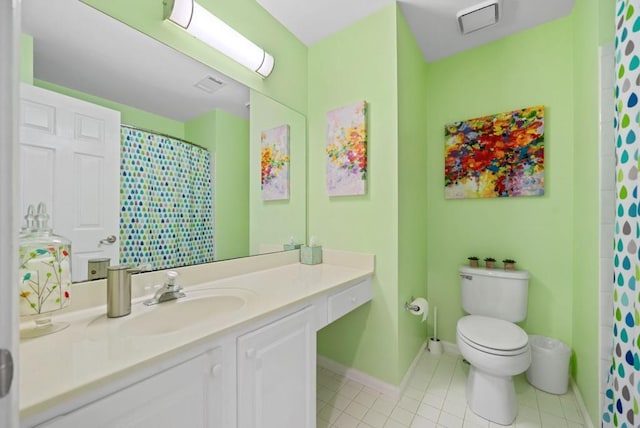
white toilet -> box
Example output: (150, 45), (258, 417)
(456, 266), (531, 425)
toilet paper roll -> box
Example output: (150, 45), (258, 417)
(408, 297), (429, 322)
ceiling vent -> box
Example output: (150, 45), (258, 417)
(457, 0), (501, 35)
(194, 76), (225, 94)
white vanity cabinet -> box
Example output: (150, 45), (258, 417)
(23, 261), (374, 428)
(237, 306), (316, 428)
(37, 346), (229, 428)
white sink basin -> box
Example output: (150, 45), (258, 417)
(87, 288), (255, 337)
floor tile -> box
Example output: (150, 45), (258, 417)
(463, 407), (489, 427)
(540, 411), (569, 428)
(330, 393), (355, 411)
(345, 401), (371, 420)
(355, 390), (381, 408)
(317, 351), (586, 428)
(411, 415), (438, 428)
(317, 416), (331, 428)
(318, 404), (341, 424)
(384, 418), (411, 428)
(362, 409), (388, 428)
(371, 398), (397, 417)
(438, 411), (464, 428)
(398, 396), (421, 413)
(334, 412), (362, 428)
(416, 402), (440, 422)
(390, 406), (415, 425)
(422, 393), (445, 409)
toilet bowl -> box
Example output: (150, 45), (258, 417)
(457, 315), (531, 425)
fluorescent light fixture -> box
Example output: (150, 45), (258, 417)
(457, 0), (500, 35)
(164, 0), (275, 78)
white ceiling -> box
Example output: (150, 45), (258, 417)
(257, 0), (575, 62)
(21, 0), (576, 120)
(21, 0), (250, 122)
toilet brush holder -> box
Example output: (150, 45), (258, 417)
(428, 337), (443, 355)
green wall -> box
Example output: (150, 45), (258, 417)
(396, 8), (429, 377)
(424, 6), (609, 423)
(425, 16), (575, 347)
(80, 0), (308, 114)
(20, 34), (33, 84)
(309, 5), (403, 384)
(185, 110), (250, 261)
(249, 91), (306, 253)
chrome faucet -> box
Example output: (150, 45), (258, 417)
(144, 271), (185, 306)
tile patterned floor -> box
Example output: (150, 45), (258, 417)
(317, 351), (586, 428)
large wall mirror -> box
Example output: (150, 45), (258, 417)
(20, 0), (306, 282)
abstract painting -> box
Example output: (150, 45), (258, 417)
(444, 105), (545, 199)
(326, 101), (367, 196)
(261, 124), (290, 200)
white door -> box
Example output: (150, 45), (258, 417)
(19, 84), (120, 281)
(0, 1), (20, 427)
(237, 306), (316, 428)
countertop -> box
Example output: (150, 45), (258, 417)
(19, 250), (374, 422)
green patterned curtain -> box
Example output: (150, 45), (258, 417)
(119, 126), (214, 270)
(602, 1), (640, 426)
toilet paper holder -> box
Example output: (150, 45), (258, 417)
(404, 296), (420, 312)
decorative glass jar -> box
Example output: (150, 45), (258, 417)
(18, 203), (72, 338)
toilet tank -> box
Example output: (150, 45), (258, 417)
(459, 266), (530, 322)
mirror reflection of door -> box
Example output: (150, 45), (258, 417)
(19, 84), (120, 282)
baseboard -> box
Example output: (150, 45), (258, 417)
(317, 355), (402, 399)
(398, 341), (429, 395)
(318, 339), (455, 401)
(571, 378), (595, 428)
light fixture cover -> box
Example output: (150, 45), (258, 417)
(164, 0), (193, 28)
(457, 0), (501, 35)
(165, 0), (275, 78)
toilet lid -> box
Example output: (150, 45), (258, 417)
(457, 315), (528, 352)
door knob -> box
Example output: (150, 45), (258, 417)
(0, 349), (14, 398)
(99, 235), (117, 245)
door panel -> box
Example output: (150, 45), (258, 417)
(19, 84), (121, 281)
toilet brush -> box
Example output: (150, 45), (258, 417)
(428, 306), (443, 355)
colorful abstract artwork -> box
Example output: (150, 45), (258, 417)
(261, 124), (290, 201)
(444, 106), (545, 199)
(326, 101), (367, 196)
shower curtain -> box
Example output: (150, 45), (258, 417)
(119, 126), (214, 271)
(602, 1), (640, 426)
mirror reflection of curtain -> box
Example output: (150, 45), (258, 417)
(119, 126), (214, 271)
(602, 1), (640, 426)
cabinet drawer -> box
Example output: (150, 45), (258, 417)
(327, 279), (372, 323)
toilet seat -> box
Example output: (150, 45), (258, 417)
(457, 315), (528, 356)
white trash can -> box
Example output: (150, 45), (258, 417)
(526, 335), (571, 394)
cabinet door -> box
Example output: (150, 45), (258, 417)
(237, 306), (316, 428)
(38, 347), (226, 428)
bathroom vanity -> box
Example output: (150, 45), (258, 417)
(19, 250), (374, 428)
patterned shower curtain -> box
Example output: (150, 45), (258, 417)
(119, 126), (214, 271)
(603, 1), (640, 426)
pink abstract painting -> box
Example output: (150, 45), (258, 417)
(326, 101), (367, 196)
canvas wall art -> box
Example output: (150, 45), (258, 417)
(326, 101), (367, 196)
(261, 124), (290, 201)
(444, 105), (545, 199)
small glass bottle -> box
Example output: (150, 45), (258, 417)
(18, 204), (36, 238)
(18, 202), (72, 338)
